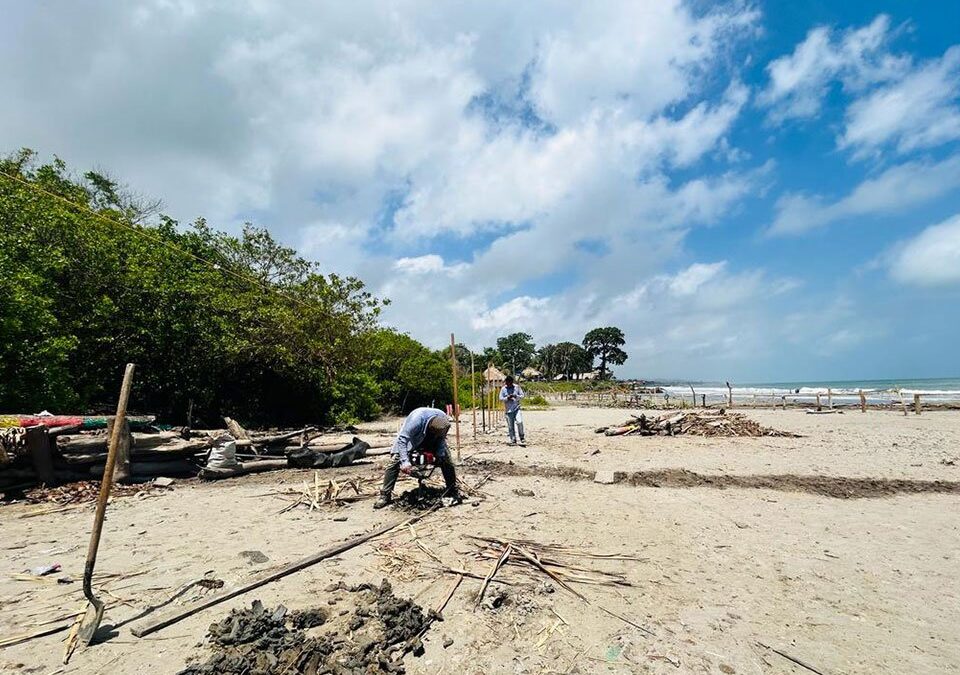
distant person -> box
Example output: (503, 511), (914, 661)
(499, 375), (526, 446)
(374, 407), (460, 509)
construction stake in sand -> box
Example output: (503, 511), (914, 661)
(449, 332), (461, 462)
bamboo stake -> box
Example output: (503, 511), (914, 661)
(449, 333), (461, 462)
(470, 352), (477, 440)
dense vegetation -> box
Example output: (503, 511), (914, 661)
(0, 150), (629, 425)
(0, 150), (453, 425)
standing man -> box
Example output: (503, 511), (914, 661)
(374, 407), (460, 509)
(499, 375), (526, 446)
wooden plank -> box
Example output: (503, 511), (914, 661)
(131, 507), (438, 637)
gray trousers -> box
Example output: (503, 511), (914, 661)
(380, 453), (458, 497)
(506, 409), (525, 442)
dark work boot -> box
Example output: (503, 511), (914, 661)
(373, 494), (392, 509)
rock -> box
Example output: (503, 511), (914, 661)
(593, 471), (616, 484)
(239, 550), (269, 564)
(154, 476), (175, 487)
(512, 488), (535, 497)
(443, 635), (454, 648)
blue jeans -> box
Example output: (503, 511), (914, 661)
(506, 409), (525, 442)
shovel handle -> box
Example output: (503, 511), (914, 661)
(82, 363), (135, 603)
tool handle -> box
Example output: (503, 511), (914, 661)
(82, 363), (135, 602)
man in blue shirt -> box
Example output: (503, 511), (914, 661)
(374, 407), (460, 509)
(499, 375), (526, 446)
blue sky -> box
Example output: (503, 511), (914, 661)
(2, 1), (959, 381)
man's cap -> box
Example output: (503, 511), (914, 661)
(428, 415), (451, 436)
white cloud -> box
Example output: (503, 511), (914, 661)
(840, 46), (960, 157)
(759, 15), (908, 122)
(768, 154), (960, 236)
(889, 214), (960, 287)
(667, 262), (727, 296)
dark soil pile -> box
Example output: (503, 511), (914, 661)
(394, 485), (448, 511)
(179, 580), (438, 674)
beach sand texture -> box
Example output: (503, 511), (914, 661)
(2, 407), (958, 674)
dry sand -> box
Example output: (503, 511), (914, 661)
(2, 406), (959, 674)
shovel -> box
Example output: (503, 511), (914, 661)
(77, 363), (136, 646)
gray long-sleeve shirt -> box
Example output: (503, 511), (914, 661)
(499, 384), (524, 413)
(390, 407), (450, 464)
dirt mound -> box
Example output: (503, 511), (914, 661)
(468, 458), (960, 499)
(179, 580), (437, 674)
(394, 485), (448, 511)
(598, 410), (800, 437)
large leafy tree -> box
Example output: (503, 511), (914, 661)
(496, 332), (536, 375)
(582, 327), (628, 379)
(0, 149), (456, 425)
(539, 342), (592, 379)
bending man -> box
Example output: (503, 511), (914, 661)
(374, 407), (460, 509)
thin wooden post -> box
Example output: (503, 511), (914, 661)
(815, 393), (821, 411)
(897, 389), (908, 416)
(827, 388), (833, 409)
(781, 395), (787, 411)
(689, 384), (697, 408)
(914, 393), (921, 415)
(470, 353), (477, 440)
(449, 333), (461, 462)
(726, 381), (733, 407)
(701, 394), (706, 408)
(859, 389), (866, 413)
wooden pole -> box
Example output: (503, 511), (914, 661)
(898, 389), (908, 416)
(132, 509), (437, 637)
(689, 384), (697, 408)
(108, 417), (132, 484)
(827, 388), (833, 409)
(726, 381), (733, 407)
(815, 393), (821, 411)
(914, 393), (921, 415)
(859, 389), (866, 413)
(470, 352), (477, 440)
(449, 334), (461, 462)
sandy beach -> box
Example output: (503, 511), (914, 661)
(2, 405), (959, 674)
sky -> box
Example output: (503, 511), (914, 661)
(3, 1), (960, 382)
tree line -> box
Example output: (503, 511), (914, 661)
(0, 150), (453, 425)
(456, 326), (629, 381)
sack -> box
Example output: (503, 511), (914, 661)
(206, 433), (240, 470)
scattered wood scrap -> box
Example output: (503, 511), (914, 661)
(595, 410), (800, 438)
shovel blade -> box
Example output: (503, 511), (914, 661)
(77, 601), (104, 646)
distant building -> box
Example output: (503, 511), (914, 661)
(521, 366), (542, 381)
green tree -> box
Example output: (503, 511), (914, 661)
(582, 327), (628, 379)
(496, 332), (536, 375)
(541, 342), (592, 379)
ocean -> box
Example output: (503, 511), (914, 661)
(657, 377), (960, 404)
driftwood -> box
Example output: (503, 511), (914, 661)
(131, 507), (439, 637)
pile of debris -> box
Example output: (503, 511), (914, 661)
(179, 581), (437, 675)
(596, 410), (800, 438)
(1, 412), (387, 495)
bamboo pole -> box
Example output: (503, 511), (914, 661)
(470, 352), (477, 440)
(449, 334), (461, 462)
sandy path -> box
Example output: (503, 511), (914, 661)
(1, 407), (958, 674)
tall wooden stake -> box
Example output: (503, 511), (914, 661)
(470, 352), (477, 440)
(449, 333), (461, 462)
(859, 389), (866, 413)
